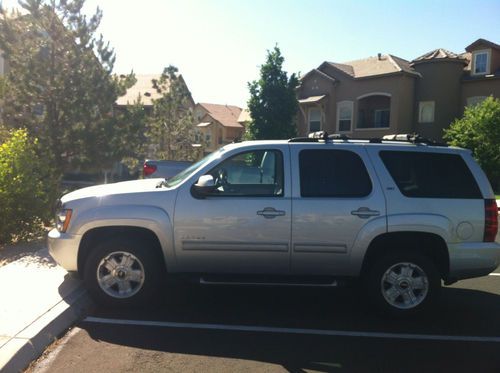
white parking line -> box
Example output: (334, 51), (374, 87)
(83, 316), (500, 343)
(489, 273), (500, 276)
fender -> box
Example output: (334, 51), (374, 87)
(349, 213), (452, 276)
(74, 205), (176, 270)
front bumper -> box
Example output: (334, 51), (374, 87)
(47, 228), (82, 271)
(448, 241), (500, 280)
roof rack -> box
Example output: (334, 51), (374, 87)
(289, 132), (448, 147)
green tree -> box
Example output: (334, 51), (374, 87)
(246, 45), (299, 140)
(147, 65), (197, 161)
(0, 0), (136, 175)
(444, 96), (500, 190)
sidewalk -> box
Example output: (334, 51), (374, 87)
(0, 246), (91, 372)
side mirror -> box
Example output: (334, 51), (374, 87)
(191, 174), (217, 199)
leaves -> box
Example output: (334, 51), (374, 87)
(444, 96), (500, 190)
(246, 45), (299, 140)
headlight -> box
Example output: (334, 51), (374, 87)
(56, 209), (72, 232)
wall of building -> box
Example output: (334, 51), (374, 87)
(461, 78), (500, 107)
(413, 60), (465, 140)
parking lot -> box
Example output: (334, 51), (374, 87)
(28, 267), (500, 373)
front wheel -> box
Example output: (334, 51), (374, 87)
(364, 251), (441, 316)
(84, 238), (163, 307)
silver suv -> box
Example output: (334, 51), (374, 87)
(48, 134), (500, 315)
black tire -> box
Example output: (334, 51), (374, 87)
(84, 238), (164, 307)
(364, 250), (441, 317)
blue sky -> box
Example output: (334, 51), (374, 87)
(3, 0), (500, 106)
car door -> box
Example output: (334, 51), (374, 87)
(173, 145), (292, 274)
(290, 144), (386, 276)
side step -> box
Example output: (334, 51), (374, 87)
(199, 275), (339, 288)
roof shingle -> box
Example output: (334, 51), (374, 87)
(198, 103), (243, 128)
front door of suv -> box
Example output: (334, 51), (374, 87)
(290, 145), (386, 276)
(173, 145), (292, 274)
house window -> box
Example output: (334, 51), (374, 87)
(418, 101), (435, 123)
(205, 132), (211, 146)
(473, 50), (489, 75)
(337, 101), (353, 132)
(466, 96), (487, 107)
(356, 94), (391, 129)
(308, 108), (322, 132)
(374, 109), (390, 127)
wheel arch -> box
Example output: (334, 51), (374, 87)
(77, 226), (165, 277)
(359, 231), (450, 280)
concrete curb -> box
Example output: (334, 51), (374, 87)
(0, 286), (92, 373)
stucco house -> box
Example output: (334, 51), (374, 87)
(297, 38), (500, 140)
(194, 103), (245, 154)
(115, 74), (195, 111)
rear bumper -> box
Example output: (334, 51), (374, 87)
(47, 228), (82, 271)
(448, 241), (500, 280)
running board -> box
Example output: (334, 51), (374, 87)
(199, 277), (338, 288)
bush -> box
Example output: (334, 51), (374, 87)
(0, 129), (53, 243)
(444, 96), (500, 191)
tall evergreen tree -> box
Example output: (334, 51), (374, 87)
(0, 0), (136, 174)
(147, 65), (197, 161)
(247, 46), (299, 140)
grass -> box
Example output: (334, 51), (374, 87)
(496, 194), (500, 200)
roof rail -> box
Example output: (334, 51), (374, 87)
(376, 134), (448, 147)
(289, 131), (350, 143)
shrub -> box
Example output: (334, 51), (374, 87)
(0, 129), (53, 243)
(444, 96), (500, 191)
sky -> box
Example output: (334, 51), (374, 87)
(2, 0), (500, 107)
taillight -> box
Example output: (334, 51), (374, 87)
(143, 162), (157, 177)
(484, 199), (498, 242)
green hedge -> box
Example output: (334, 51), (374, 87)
(0, 129), (52, 243)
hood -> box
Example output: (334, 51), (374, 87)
(61, 178), (164, 204)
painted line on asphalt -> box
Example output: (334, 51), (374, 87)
(83, 316), (500, 343)
(489, 273), (500, 276)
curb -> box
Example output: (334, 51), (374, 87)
(0, 286), (92, 373)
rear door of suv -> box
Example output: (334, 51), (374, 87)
(290, 144), (387, 276)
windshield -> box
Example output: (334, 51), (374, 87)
(165, 149), (224, 188)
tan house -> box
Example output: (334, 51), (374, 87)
(298, 38), (500, 140)
(115, 74), (195, 111)
(194, 103), (245, 153)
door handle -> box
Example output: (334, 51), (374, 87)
(351, 207), (380, 219)
(257, 207), (286, 219)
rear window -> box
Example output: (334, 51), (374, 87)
(379, 151), (481, 199)
(299, 149), (372, 197)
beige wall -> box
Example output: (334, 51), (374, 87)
(461, 78), (500, 107)
(298, 71), (416, 139)
(413, 61), (464, 140)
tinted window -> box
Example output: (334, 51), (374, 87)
(299, 149), (372, 197)
(208, 150), (284, 197)
(380, 151), (481, 199)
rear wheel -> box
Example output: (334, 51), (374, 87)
(84, 238), (163, 307)
(365, 251), (440, 316)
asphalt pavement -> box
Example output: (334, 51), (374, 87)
(29, 268), (500, 373)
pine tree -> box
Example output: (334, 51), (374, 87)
(247, 46), (299, 140)
(0, 0), (136, 174)
(147, 65), (197, 161)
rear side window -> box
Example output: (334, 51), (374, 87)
(380, 151), (481, 199)
(299, 149), (372, 197)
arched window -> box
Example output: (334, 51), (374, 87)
(357, 94), (391, 129)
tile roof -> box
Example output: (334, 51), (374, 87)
(298, 95), (327, 104)
(465, 38), (500, 52)
(325, 54), (420, 79)
(198, 103), (243, 128)
(116, 74), (164, 106)
(411, 48), (467, 64)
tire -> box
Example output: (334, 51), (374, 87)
(364, 250), (440, 317)
(84, 238), (164, 307)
